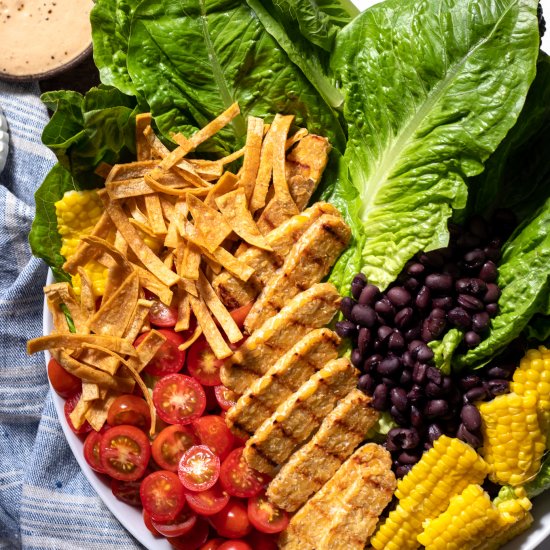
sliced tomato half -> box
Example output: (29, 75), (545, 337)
(136, 329), (187, 376)
(229, 303), (253, 329)
(48, 357), (81, 398)
(247, 491), (289, 534)
(153, 374), (206, 425)
(178, 445), (220, 492)
(152, 424), (199, 472)
(107, 394), (151, 431)
(143, 509), (161, 536)
(214, 386), (237, 412)
(209, 498), (252, 539)
(187, 337), (223, 386)
(140, 470), (186, 523)
(193, 415), (235, 460)
(100, 425), (150, 481)
(168, 517), (209, 550)
(219, 448), (269, 498)
(64, 393), (92, 435)
(185, 483), (229, 516)
(110, 477), (143, 507)
(149, 300), (179, 328)
(151, 506), (197, 537)
(83, 430), (105, 473)
(218, 541), (252, 550)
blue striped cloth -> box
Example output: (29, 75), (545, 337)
(0, 82), (143, 550)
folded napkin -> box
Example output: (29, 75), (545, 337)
(0, 82), (143, 550)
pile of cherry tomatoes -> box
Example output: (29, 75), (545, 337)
(48, 300), (289, 550)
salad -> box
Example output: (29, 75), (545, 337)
(26, 0), (550, 549)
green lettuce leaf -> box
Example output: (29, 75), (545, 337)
(429, 329), (463, 375)
(331, 0), (540, 291)
(525, 452), (550, 498)
(126, 0), (345, 154)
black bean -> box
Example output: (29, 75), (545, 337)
(422, 310), (447, 341)
(374, 297), (395, 318)
(425, 400), (449, 418)
(364, 354), (383, 373)
(398, 450), (420, 465)
(457, 423), (482, 448)
(442, 262), (461, 278)
(425, 273), (454, 292)
(464, 331), (481, 348)
(396, 464), (413, 478)
(488, 379), (509, 397)
(487, 366), (512, 380)
(459, 374), (482, 391)
(359, 284), (380, 306)
(456, 278), (487, 296)
(351, 348), (363, 368)
(400, 369), (412, 385)
(404, 277), (421, 291)
(484, 244), (501, 263)
(340, 296), (355, 320)
(389, 331), (406, 352)
(390, 387), (408, 412)
(409, 339), (425, 356)
(415, 285), (431, 310)
(407, 262), (426, 277)
(461, 404), (482, 431)
(358, 327), (371, 356)
(432, 296), (453, 310)
(381, 377), (396, 388)
(417, 344), (435, 363)
(468, 215), (489, 240)
(395, 307), (414, 329)
(419, 250), (445, 269)
(402, 351), (415, 368)
(405, 326), (422, 342)
(479, 261), (498, 283)
(464, 386), (488, 403)
(377, 356), (401, 377)
(457, 294), (484, 312)
(358, 374), (376, 393)
(378, 325), (393, 342)
(464, 248), (486, 270)
(372, 383), (389, 411)
(387, 286), (412, 307)
(351, 304), (377, 327)
(486, 303), (499, 317)
(412, 363), (428, 384)
(351, 273), (367, 299)
(387, 427), (420, 450)
(483, 283), (501, 303)
(426, 367), (443, 386)
(448, 307), (471, 329)
(448, 387), (463, 407)
(472, 312), (490, 333)
(441, 376), (453, 394)
(391, 405), (409, 425)
(410, 405), (423, 428)
(408, 384), (424, 403)
(427, 423), (443, 443)
(335, 320), (357, 339)
(425, 381), (444, 398)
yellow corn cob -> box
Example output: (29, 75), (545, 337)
(478, 391), (546, 486)
(511, 346), (550, 432)
(417, 484), (500, 550)
(370, 436), (488, 550)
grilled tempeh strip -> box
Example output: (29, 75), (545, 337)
(212, 202), (339, 310)
(243, 358), (358, 476)
(267, 389), (379, 512)
(220, 283), (341, 395)
(225, 328), (340, 440)
(244, 214), (351, 332)
(279, 443), (396, 550)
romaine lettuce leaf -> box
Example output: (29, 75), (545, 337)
(429, 329), (463, 375)
(330, 0), (541, 291)
(525, 452), (550, 498)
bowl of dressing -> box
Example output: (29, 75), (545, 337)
(0, 0), (94, 81)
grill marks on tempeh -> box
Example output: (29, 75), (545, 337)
(243, 214), (351, 333)
(220, 283), (341, 395)
(266, 389), (379, 512)
(243, 358), (358, 476)
(278, 444), (396, 550)
(225, 328), (341, 440)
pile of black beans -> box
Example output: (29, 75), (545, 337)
(336, 212), (519, 477)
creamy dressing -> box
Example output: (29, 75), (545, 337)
(0, 0), (93, 77)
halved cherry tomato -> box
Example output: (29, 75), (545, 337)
(83, 430), (105, 473)
(143, 509), (161, 536)
(64, 393), (92, 435)
(199, 539), (226, 550)
(204, 385), (220, 412)
(185, 483), (229, 516)
(149, 300), (179, 328)
(229, 303), (253, 329)
(193, 415), (235, 460)
(140, 470), (186, 522)
(152, 424), (198, 472)
(187, 337), (223, 386)
(135, 329), (187, 376)
(209, 499), (252, 539)
(107, 395), (151, 431)
(219, 448), (268, 498)
(178, 445), (220, 492)
(153, 374), (206, 425)
(100, 425), (150, 481)
(168, 517), (209, 549)
(246, 531), (278, 550)
(151, 505), (197, 537)
(110, 477), (142, 507)
(48, 358), (80, 398)
(247, 491), (289, 534)
(214, 386), (237, 412)
(218, 541), (252, 550)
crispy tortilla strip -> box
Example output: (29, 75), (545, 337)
(175, 286), (191, 332)
(53, 350), (134, 392)
(170, 198), (189, 237)
(267, 390), (379, 511)
(69, 393), (92, 430)
(286, 134), (331, 210)
(82, 381), (100, 402)
(85, 391), (119, 432)
(187, 194), (232, 253)
(108, 161), (159, 181)
(189, 159), (223, 180)
(226, 328), (340, 440)
(243, 358), (358, 475)
(78, 267), (96, 320)
(174, 159), (210, 188)
(145, 193), (168, 235)
(81, 235), (133, 276)
(159, 196), (175, 223)
(220, 283), (341, 394)
(132, 265), (173, 305)
(27, 334), (137, 356)
(180, 241), (201, 281)
(219, 146), (245, 165)
(107, 177), (155, 199)
(124, 360), (157, 436)
(124, 299), (154, 341)
(204, 172), (238, 209)
(279, 444), (395, 550)
(198, 271), (242, 344)
(285, 127), (308, 150)
(144, 125), (170, 158)
(95, 162), (113, 179)
(129, 218), (156, 238)
(47, 296), (71, 334)
(189, 294), (232, 360)
(114, 230), (128, 255)
(244, 214), (351, 332)
(250, 119), (275, 213)
(101, 195), (180, 287)
(128, 196), (150, 225)
(178, 325), (203, 351)
(44, 283), (88, 334)
(144, 174), (209, 198)
(81, 343), (134, 371)
(136, 113), (153, 161)
(129, 329), (167, 374)
(216, 188), (272, 251)
(239, 116), (264, 203)
(212, 202), (339, 309)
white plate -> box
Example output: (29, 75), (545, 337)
(42, 2), (550, 548)
(0, 103), (9, 174)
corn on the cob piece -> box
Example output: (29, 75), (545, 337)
(511, 346), (550, 432)
(370, 436), (488, 550)
(478, 390), (546, 486)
